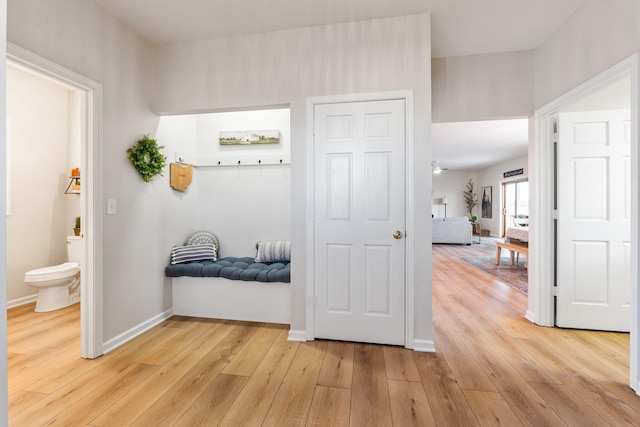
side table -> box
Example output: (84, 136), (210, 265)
(471, 221), (481, 244)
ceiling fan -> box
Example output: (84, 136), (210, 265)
(431, 161), (449, 174)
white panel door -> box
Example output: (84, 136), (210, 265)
(314, 99), (405, 345)
(557, 110), (631, 331)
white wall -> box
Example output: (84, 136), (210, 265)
(477, 155), (528, 237)
(154, 114), (198, 251)
(534, 0), (640, 108)
(157, 108), (291, 257)
(8, 0), (171, 342)
(432, 50), (534, 122)
(195, 109), (290, 257)
(152, 14), (433, 342)
(431, 1), (640, 123)
(1, 0), (8, 421)
(6, 66), (77, 302)
(431, 170), (478, 219)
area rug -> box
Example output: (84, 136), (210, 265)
(459, 256), (528, 294)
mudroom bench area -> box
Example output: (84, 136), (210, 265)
(165, 234), (291, 324)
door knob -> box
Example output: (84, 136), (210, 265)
(393, 230), (403, 239)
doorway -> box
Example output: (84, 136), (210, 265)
(533, 55), (638, 391)
(6, 62), (82, 310)
(555, 109), (631, 332)
(313, 99), (406, 346)
(306, 90), (418, 348)
(7, 43), (103, 359)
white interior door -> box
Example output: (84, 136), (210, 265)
(314, 99), (406, 346)
(556, 110), (631, 331)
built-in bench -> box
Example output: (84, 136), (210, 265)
(496, 241), (528, 268)
(165, 257), (290, 282)
(166, 256), (291, 324)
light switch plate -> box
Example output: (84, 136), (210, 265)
(107, 198), (117, 215)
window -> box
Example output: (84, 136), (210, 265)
(502, 179), (528, 236)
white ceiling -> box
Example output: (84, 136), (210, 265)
(432, 119), (529, 171)
(91, 0), (588, 171)
(92, 0), (587, 58)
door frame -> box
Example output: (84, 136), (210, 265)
(7, 43), (104, 359)
(532, 54), (639, 392)
(305, 90), (416, 348)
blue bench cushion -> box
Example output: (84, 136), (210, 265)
(165, 256), (290, 283)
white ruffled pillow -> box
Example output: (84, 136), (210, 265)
(255, 240), (291, 263)
(171, 243), (217, 264)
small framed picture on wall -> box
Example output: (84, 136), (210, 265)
(481, 186), (492, 218)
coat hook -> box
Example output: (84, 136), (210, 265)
(258, 160), (262, 164)
(217, 161), (221, 166)
(238, 160), (241, 165)
(279, 159), (283, 164)
(178, 157), (184, 163)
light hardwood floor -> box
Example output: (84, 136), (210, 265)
(8, 242), (639, 426)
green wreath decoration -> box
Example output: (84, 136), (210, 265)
(127, 134), (167, 183)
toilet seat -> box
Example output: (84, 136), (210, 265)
(24, 262), (80, 283)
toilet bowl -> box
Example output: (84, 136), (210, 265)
(24, 236), (82, 312)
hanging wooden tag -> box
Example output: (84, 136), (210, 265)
(170, 163), (193, 192)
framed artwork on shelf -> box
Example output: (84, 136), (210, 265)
(219, 130), (280, 145)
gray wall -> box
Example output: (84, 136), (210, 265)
(7, 0), (177, 341)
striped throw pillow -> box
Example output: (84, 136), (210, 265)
(171, 243), (217, 264)
(255, 240), (291, 263)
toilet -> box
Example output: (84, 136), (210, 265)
(24, 236), (82, 312)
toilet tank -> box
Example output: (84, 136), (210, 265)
(66, 236), (83, 264)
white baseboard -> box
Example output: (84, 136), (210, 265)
(102, 308), (174, 354)
(412, 338), (436, 352)
(287, 329), (308, 342)
(7, 294), (38, 309)
(525, 311), (536, 323)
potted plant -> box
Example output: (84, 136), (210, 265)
(463, 179), (479, 219)
(73, 217), (81, 236)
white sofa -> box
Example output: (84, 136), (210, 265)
(432, 217), (472, 245)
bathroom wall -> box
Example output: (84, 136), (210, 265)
(6, 65), (78, 303)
